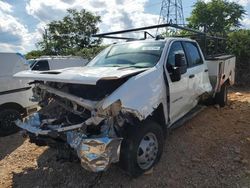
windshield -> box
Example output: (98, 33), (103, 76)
(87, 41), (165, 68)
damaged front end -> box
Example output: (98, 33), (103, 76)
(16, 80), (134, 172)
(14, 40), (168, 175)
(67, 132), (122, 172)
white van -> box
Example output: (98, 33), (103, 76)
(0, 53), (37, 136)
(29, 56), (88, 71)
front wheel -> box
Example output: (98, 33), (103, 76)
(215, 84), (228, 107)
(0, 109), (21, 136)
(119, 120), (164, 177)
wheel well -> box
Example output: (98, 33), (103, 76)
(0, 102), (26, 115)
(149, 104), (168, 137)
(225, 79), (230, 86)
(217, 79), (230, 93)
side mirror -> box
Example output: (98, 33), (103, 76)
(169, 53), (187, 82)
(175, 53), (187, 74)
(171, 67), (181, 82)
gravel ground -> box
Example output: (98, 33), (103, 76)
(0, 89), (250, 188)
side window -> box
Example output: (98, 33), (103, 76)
(32, 60), (49, 71)
(167, 41), (187, 69)
(183, 42), (203, 67)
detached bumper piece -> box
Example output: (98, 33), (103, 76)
(67, 132), (122, 172)
(15, 113), (122, 172)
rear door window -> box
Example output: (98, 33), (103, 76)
(183, 42), (203, 67)
(32, 60), (49, 71)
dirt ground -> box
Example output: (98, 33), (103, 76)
(0, 88), (250, 188)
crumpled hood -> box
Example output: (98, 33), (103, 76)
(14, 66), (148, 85)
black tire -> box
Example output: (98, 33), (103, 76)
(0, 109), (21, 136)
(119, 120), (164, 177)
(215, 84), (228, 107)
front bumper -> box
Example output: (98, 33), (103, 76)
(67, 131), (122, 172)
(15, 113), (122, 172)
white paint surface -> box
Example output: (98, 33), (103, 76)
(14, 66), (149, 85)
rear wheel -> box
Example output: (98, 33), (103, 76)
(0, 109), (21, 136)
(215, 84), (228, 107)
(119, 120), (164, 177)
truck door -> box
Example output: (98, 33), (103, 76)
(165, 41), (195, 123)
(182, 41), (208, 103)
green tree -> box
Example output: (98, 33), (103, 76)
(25, 46), (106, 61)
(38, 9), (101, 55)
(25, 50), (45, 59)
(187, 0), (246, 35)
(227, 30), (250, 60)
(74, 46), (107, 60)
(227, 29), (250, 84)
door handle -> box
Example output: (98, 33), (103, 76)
(189, 74), (195, 78)
(204, 69), (208, 72)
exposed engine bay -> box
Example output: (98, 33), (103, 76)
(16, 77), (138, 172)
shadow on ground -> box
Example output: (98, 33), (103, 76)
(0, 132), (25, 160)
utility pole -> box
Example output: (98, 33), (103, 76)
(157, 0), (185, 34)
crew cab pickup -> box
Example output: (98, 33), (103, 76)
(14, 37), (235, 176)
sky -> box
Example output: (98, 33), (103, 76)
(0, 0), (249, 53)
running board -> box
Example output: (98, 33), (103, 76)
(170, 105), (206, 130)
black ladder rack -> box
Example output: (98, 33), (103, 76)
(92, 23), (227, 59)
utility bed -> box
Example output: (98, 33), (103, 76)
(207, 55), (235, 95)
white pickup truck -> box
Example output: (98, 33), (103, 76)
(14, 28), (235, 177)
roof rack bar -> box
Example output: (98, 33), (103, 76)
(93, 23), (205, 37)
(92, 23), (225, 40)
(99, 35), (137, 40)
(144, 31), (155, 39)
(92, 24), (170, 37)
(92, 23), (227, 59)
